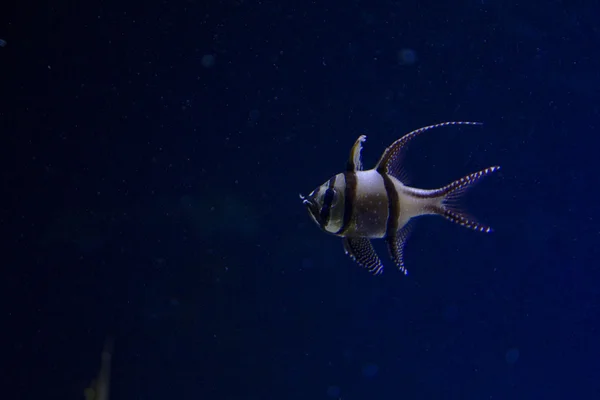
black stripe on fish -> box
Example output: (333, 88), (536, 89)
(336, 171), (357, 235)
(319, 175), (337, 227)
(379, 171), (400, 238)
(306, 200), (323, 227)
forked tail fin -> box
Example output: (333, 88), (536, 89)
(430, 166), (500, 232)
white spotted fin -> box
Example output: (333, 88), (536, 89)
(343, 236), (384, 275)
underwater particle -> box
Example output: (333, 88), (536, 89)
(301, 257), (314, 270)
(505, 348), (520, 364)
(249, 109), (260, 121)
(0, 39), (6, 47)
(247, 109), (260, 127)
(201, 54), (216, 68)
(443, 304), (459, 321)
(326, 385), (341, 398)
(342, 349), (353, 361)
(397, 48), (417, 65)
(362, 363), (379, 378)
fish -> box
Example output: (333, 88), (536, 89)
(84, 337), (113, 400)
(300, 121), (500, 276)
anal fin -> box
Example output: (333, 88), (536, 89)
(342, 237), (384, 275)
(386, 223), (412, 275)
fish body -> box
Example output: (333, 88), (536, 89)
(300, 121), (500, 276)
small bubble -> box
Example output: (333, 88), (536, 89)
(362, 363), (379, 377)
(248, 109), (260, 121)
(397, 48), (417, 65)
(505, 348), (520, 364)
(301, 257), (314, 270)
(326, 385), (340, 398)
(443, 304), (459, 321)
(201, 54), (216, 68)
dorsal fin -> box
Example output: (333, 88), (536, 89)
(346, 135), (367, 171)
(375, 121), (482, 178)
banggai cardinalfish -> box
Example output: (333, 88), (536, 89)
(300, 121), (500, 276)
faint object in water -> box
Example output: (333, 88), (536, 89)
(505, 348), (520, 364)
(85, 337), (113, 400)
(201, 54), (216, 68)
(443, 303), (459, 321)
(247, 109), (260, 127)
(362, 362), (379, 377)
(301, 257), (314, 270)
(0, 39), (6, 47)
(397, 48), (417, 65)
(326, 385), (341, 398)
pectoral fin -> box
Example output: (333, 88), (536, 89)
(342, 237), (384, 275)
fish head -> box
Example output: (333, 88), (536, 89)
(300, 173), (345, 234)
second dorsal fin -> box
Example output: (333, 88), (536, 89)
(375, 121), (482, 178)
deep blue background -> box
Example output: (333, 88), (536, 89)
(2, 0), (599, 399)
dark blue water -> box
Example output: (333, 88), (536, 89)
(2, 0), (598, 399)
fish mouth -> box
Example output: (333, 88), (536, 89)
(299, 193), (308, 203)
(299, 193), (321, 224)
(299, 193), (314, 208)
